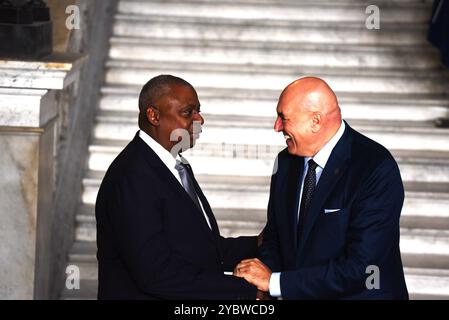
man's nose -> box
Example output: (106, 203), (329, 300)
(194, 112), (204, 125)
(274, 117), (283, 132)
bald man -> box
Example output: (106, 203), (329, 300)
(235, 77), (408, 299)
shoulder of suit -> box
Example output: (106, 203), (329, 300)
(350, 128), (396, 164)
(276, 147), (292, 161)
(105, 138), (156, 179)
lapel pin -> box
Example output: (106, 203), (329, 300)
(334, 168), (340, 175)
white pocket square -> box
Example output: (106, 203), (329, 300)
(324, 208), (340, 214)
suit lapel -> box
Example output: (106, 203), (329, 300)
(134, 132), (217, 242)
(185, 162), (221, 240)
(297, 124), (353, 254)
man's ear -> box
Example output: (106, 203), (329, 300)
(311, 112), (322, 133)
(146, 107), (159, 126)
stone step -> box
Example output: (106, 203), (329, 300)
(104, 60), (449, 95)
(404, 268), (449, 299)
(68, 241), (97, 262)
(86, 144), (449, 183)
(58, 265), (449, 300)
(187, 127), (447, 159)
(212, 199), (449, 231)
(225, 227), (449, 271)
(59, 269), (449, 300)
(401, 229), (449, 270)
(91, 118), (449, 152)
(97, 99), (449, 127)
(68, 226), (449, 265)
(101, 84), (449, 100)
(87, 144), (449, 188)
(96, 108), (447, 128)
(117, 0), (432, 24)
(60, 279), (97, 300)
(61, 247), (449, 300)
(64, 261), (98, 281)
(75, 210), (449, 269)
(109, 37), (441, 69)
(78, 170), (449, 234)
(198, 127), (449, 153)
(77, 191), (449, 231)
(113, 14), (431, 46)
(401, 194), (449, 230)
(99, 86), (449, 122)
(217, 220), (265, 237)
(63, 231), (449, 299)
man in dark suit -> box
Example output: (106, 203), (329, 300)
(234, 77), (408, 299)
(95, 74), (260, 299)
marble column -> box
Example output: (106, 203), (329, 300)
(0, 55), (84, 299)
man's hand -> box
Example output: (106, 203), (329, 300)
(234, 258), (271, 292)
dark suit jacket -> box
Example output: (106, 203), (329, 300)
(96, 132), (258, 299)
(428, 0), (449, 67)
(259, 122), (408, 299)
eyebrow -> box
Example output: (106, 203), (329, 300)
(181, 104), (201, 112)
(182, 103), (199, 108)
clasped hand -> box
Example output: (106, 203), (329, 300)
(233, 258), (271, 293)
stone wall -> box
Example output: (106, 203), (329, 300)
(0, 133), (40, 299)
(42, 0), (118, 299)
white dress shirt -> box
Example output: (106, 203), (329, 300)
(269, 120), (346, 297)
(139, 130), (212, 230)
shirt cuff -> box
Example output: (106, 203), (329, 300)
(269, 272), (282, 297)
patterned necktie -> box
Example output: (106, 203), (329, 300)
(175, 160), (202, 210)
(297, 159), (318, 242)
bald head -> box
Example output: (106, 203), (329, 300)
(274, 77), (342, 157)
(281, 77), (340, 117)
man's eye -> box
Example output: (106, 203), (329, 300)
(183, 109), (200, 116)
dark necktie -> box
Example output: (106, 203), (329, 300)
(175, 160), (202, 210)
(297, 159), (318, 242)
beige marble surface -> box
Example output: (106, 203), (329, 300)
(0, 54), (84, 298)
(0, 134), (39, 299)
(0, 55), (84, 128)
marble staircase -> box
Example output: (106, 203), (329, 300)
(61, 0), (449, 299)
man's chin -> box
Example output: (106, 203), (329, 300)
(286, 141), (295, 154)
(286, 144), (304, 157)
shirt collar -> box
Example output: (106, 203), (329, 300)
(306, 120), (346, 169)
(139, 130), (180, 170)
